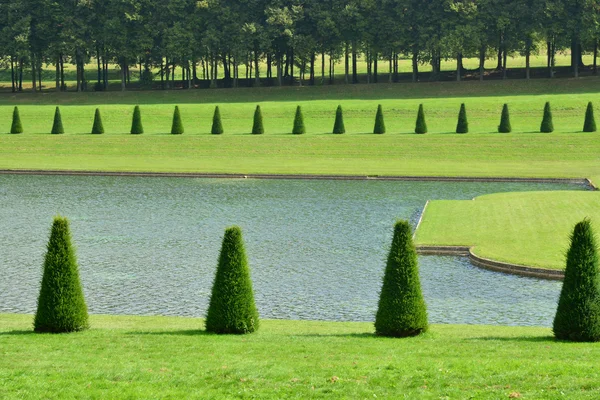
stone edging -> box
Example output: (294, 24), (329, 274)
(416, 245), (564, 280)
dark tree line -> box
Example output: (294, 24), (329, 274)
(1, 0), (600, 92)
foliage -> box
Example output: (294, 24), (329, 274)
(252, 105), (264, 135)
(415, 104), (427, 134)
(292, 105), (305, 134)
(212, 106), (224, 135)
(373, 104), (385, 134)
(498, 104), (512, 133)
(51, 107), (64, 134)
(583, 102), (596, 133)
(131, 106), (143, 135)
(91, 108), (104, 134)
(333, 105), (345, 134)
(171, 106), (184, 135)
(10, 106), (23, 134)
(456, 103), (468, 134)
(540, 102), (554, 133)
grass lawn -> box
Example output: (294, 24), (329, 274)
(415, 191), (600, 270)
(1, 313), (599, 399)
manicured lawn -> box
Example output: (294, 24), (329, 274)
(1, 313), (599, 399)
(415, 191), (600, 270)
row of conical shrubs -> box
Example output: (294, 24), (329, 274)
(7, 102), (598, 135)
(31, 215), (600, 341)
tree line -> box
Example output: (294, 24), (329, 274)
(1, 0), (599, 92)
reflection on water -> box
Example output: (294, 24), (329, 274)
(0, 175), (581, 326)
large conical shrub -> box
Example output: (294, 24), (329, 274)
(498, 104), (512, 133)
(10, 106), (23, 134)
(205, 226), (259, 334)
(171, 105), (184, 134)
(583, 102), (597, 132)
(91, 108), (104, 134)
(211, 106), (224, 135)
(51, 106), (64, 134)
(553, 219), (600, 342)
(333, 105), (345, 134)
(292, 105), (305, 134)
(252, 105), (264, 135)
(373, 104), (385, 134)
(34, 216), (89, 333)
(540, 101), (554, 133)
(375, 220), (428, 337)
(131, 105), (143, 134)
(456, 103), (468, 134)
(415, 104), (427, 134)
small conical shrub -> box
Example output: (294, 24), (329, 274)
(171, 106), (184, 134)
(292, 105), (305, 134)
(375, 220), (428, 337)
(540, 101), (554, 133)
(333, 105), (345, 134)
(51, 106), (64, 134)
(131, 105), (143, 134)
(456, 103), (468, 134)
(553, 219), (600, 342)
(415, 104), (427, 134)
(498, 104), (512, 133)
(212, 106), (224, 135)
(205, 226), (259, 334)
(583, 102), (597, 132)
(91, 108), (104, 134)
(34, 216), (89, 333)
(252, 105), (264, 135)
(373, 104), (385, 134)
(10, 106), (23, 134)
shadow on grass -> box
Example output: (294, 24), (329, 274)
(0, 330), (35, 336)
(467, 335), (555, 343)
(126, 330), (212, 336)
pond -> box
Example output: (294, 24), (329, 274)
(0, 175), (586, 326)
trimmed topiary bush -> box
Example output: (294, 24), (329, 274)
(10, 106), (23, 134)
(252, 105), (264, 135)
(205, 226), (259, 334)
(498, 104), (512, 133)
(131, 105), (143, 134)
(540, 101), (554, 133)
(91, 108), (104, 134)
(171, 106), (184, 134)
(583, 102), (596, 133)
(34, 216), (89, 333)
(212, 106), (224, 135)
(51, 106), (64, 134)
(456, 103), (468, 134)
(375, 220), (428, 337)
(415, 104), (427, 134)
(553, 219), (600, 342)
(292, 106), (305, 134)
(333, 105), (345, 134)
(373, 104), (385, 134)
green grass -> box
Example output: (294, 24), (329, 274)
(1, 313), (600, 399)
(415, 191), (600, 270)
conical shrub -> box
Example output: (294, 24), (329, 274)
(211, 106), (224, 135)
(540, 101), (554, 133)
(171, 106), (184, 134)
(373, 104), (385, 134)
(553, 219), (600, 342)
(10, 106), (23, 134)
(415, 104), (427, 134)
(252, 105), (264, 135)
(333, 105), (345, 134)
(456, 103), (468, 134)
(498, 104), (512, 133)
(34, 216), (89, 333)
(51, 106), (64, 134)
(205, 226), (259, 334)
(131, 105), (143, 134)
(292, 105), (305, 134)
(91, 108), (104, 134)
(375, 220), (428, 337)
(583, 102), (596, 132)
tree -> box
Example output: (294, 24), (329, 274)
(373, 104), (385, 134)
(333, 105), (345, 134)
(456, 103), (468, 134)
(212, 106), (224, 134)
(51, 106), (64, 134)
(34, 216), (89, 333)
(584, 102), (597, 132)
(91, 108), (104, 134)
(540, 101), (554, 133)
(205, 226), (260, 334)
(553, 219), (600, 342)
(252, 105), (264, 135)
(375, 220), (428, 337)
(415, 104), (427, 134)
(131, 105), (143, 134)
(292, 105), (305, 134)
(171, 106), (184, 134)
(10, 106), (23, 134)
(498, 103), (512, 133)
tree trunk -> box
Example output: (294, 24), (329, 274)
(321, 51), (325, 85)
(329, 51), (334, 85)
(594, 40), (598, 75)
(344, 43), (349, 84)
(351, 42), (358, 84)
(11, 57), (15, 93)
(121, 58), (126, 91)
(389, 52), (393, 83)
(374, 54), (378, 83)
(267, 53), (272, 79)
(254, 49), (260, 86)
(31, 53), (37, 92)
(96, 47), (102, 86)
(160, 58), (165, 89)
(525, 42), (531, 80)
(310, 52), (315, 85)
(572, 38), (579, 78)
(456, 52), (462, 81)
(60, 55), (65, 91)
(277, 54), (283, 86)
(56, 56), (60, 92)
(502, 49), (508, 79)
(412, 50), (418, 82)
(19, 58), (23, 91)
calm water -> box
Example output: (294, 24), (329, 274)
(0, 175), (585, 326)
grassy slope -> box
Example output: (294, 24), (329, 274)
(415, 191), (600, 270)
(1, 314), (599, 399)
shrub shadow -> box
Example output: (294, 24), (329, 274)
(0, 330), (35, 336)
(467, 335), (555, 343)
(126, 330), (211, 336)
